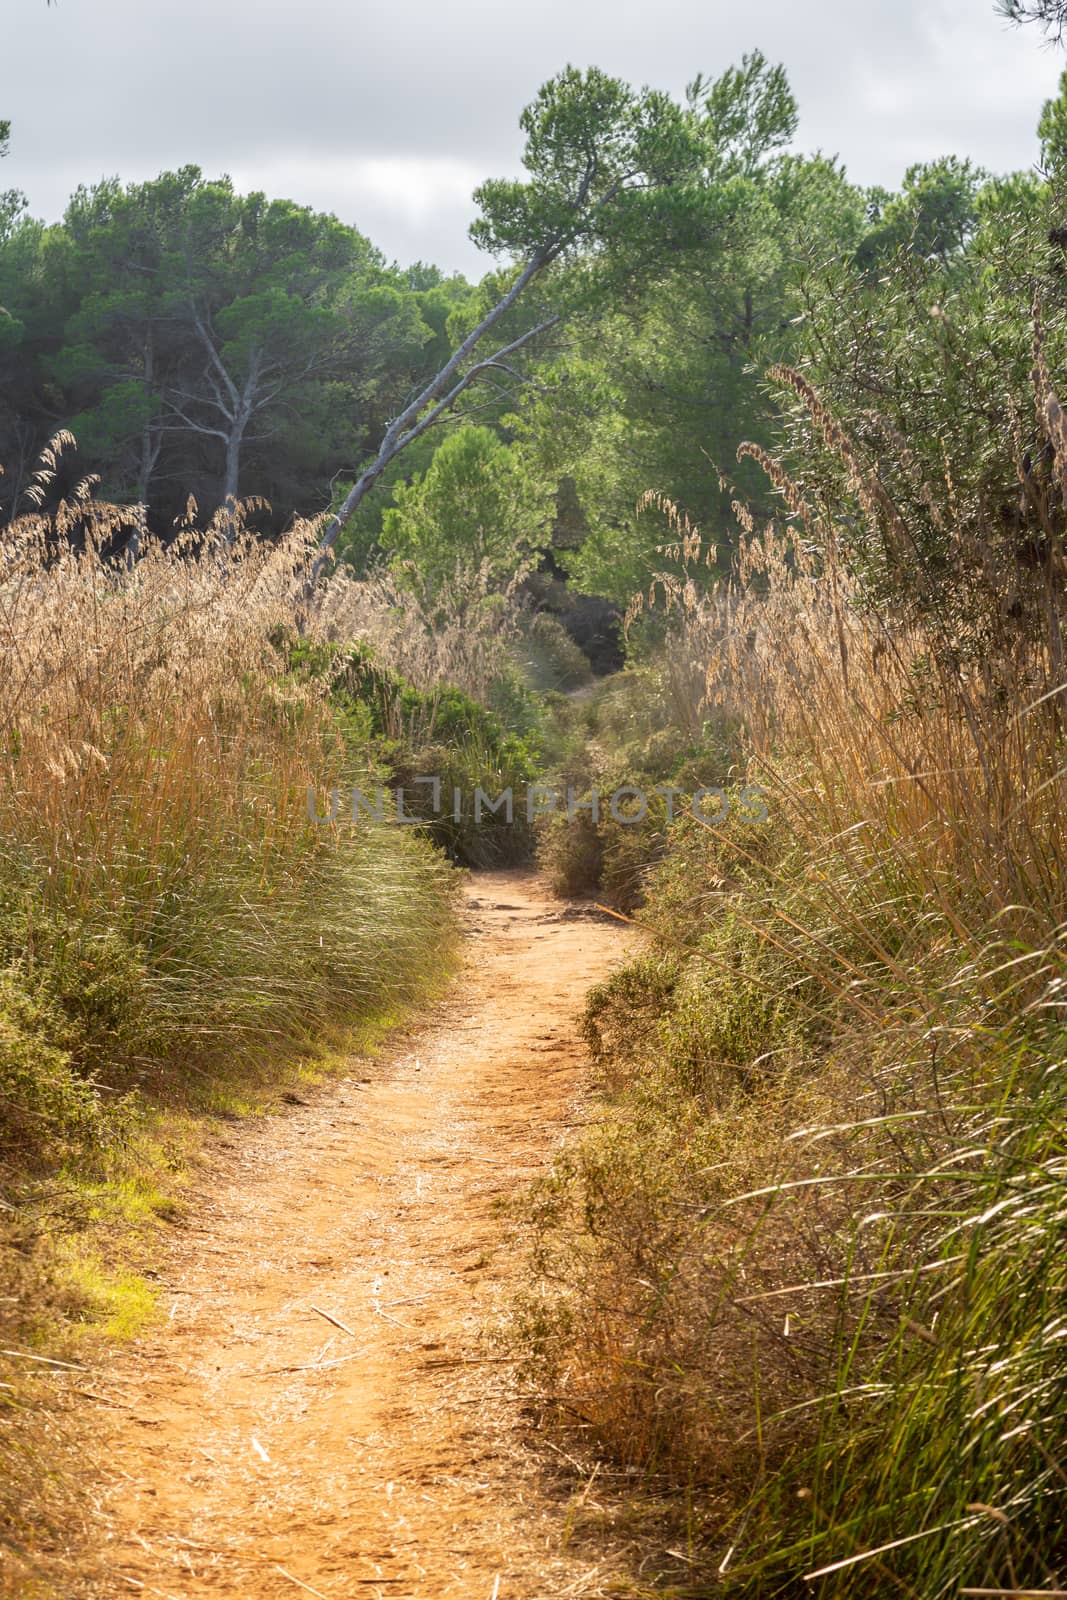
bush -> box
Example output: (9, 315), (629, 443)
(537, 757), (741, 912)
(513, 612), (594, 694)
(294, 638), (541, 866)
(771, 167), (1067, 659)
(0, 970), (113, 1167)
(533, 665), (743, 910)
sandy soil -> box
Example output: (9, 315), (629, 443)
(86, 871), (637, 1600)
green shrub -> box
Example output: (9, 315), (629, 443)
(294, 638), (541, 866)
(0, 970), (110, 1166)
(533, 667), (743, 908)
(538, 810), (605, 899)
(513, 612), (594, 694)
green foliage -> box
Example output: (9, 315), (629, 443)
(0, 118), (25, 249)
(511, 614), (594, 695)
(470, 66), (706, 272)
(0, 167), (453, 524)
(0, 965), (114, 1166)
(770, 157), (1067, 651)
(381, 424), (554, 592)
(293, 638), (541, 867)
(534, 667), (743, 909)
(512, 66), (867, 602)
(0, 58), (1009, 608)
(691, 50), (798, 175)
(1040, 66), (1067, 175)
(855, 156), (984, 270)
(580, 950), (681, 1073)
(0, 811), (459, 1178)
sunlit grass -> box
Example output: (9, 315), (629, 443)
(0, 465), (465, 1578)
(514, 392), (1067, 1592)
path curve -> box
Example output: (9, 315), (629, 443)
(91, 871), (635, 1600)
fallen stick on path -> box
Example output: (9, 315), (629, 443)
(119, 1577), (183, 1600)
(309, 1303), (357, 1337)
(255, 1348), (370, 1377)
(1, 1346), (92, 1373)
(371, 1305), (412, 1331)
(271, 1564), (337, 1599)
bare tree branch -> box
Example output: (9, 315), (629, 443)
(190, 308), (240, 408)
(311, 301), (559, 581)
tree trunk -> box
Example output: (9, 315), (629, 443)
(136, 338), (161, 506)
(220, 362), (260, 539)
(222, 427), (242, 507)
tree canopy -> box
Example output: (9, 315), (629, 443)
(0, 162), (469, 529)
(381, 424), (554, 592)
(2, 54), (1054, 616)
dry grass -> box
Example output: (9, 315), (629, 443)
(0, 487), (459, 1106)
(0, 472), (461, 1584)
(316, 557), (531, 708)
(514, 355), (1067, 1593)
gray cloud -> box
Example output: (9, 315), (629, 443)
(2, 0), (1062, 275)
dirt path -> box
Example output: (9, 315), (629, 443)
(90, 871), (636, 1600)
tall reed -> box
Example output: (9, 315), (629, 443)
(0, 490), (458, 1144)
(515, 353), (1067, 1594)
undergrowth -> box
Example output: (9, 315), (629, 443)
(512, 336), (1067, 1594)
(535, 664), (742, 910)
(291, 636), (541, 866)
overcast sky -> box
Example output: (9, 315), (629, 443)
(2, 0), (1063, 277)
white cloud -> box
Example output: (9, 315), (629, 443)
(227, 154), (485, 270)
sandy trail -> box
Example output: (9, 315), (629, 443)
(90, 871), (635, 1600)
